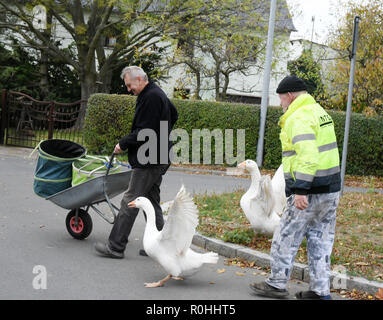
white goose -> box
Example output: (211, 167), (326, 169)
(128, 185), (219, 288)
(237, 160), (286, 235)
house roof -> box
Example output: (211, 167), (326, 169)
(20, 0), (295, 33)
(147, 0), (296, 33)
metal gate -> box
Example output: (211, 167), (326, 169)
(0, 90), (87, 148)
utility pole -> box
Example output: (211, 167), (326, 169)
(340, 16), (361, 195)
(310, 16), (315, 50)
(256, 0), (277, 167)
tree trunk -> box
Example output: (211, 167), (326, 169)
(193, 71), (201, 100)
(39, 9), (52, 100)
(97, 67), (113, 93)
(39, 50), (49, 99)
(215, 70), (221, 101)
(221, 73), (230, 101)
(75, 72), (97, 129)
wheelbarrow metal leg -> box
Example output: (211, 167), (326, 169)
(90, 204), (115, 224)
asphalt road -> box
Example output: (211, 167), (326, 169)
(0, 147), (343, 300)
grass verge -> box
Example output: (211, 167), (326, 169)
(194, 190), (383, 284)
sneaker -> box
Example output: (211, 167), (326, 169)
(139, 249), (148, 256)
(295, 290), (332, 300)
(249, 281), (289, 298)
(94, 242), (124, 259)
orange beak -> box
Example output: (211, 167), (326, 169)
(237, 161), (246, 169)
(128, 200), (136, 208)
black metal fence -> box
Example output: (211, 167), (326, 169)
(0, 90), (87, 148)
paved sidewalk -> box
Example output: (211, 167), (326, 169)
(1, 145), (381, 299)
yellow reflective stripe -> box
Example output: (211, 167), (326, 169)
(284, 166), (341, 182)
(292, 133), (316, 144)
(282, 150), (296, 157)
(283, 142), (337, 158)
(315, 166), (340, 177)
(295, 171), (314, 182)
(318, 142), (338, 152)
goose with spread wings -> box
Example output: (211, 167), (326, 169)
(237, 160), (286, 235)
(128, 185), (218, 288)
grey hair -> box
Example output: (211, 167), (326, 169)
(120, 66), (148, 81)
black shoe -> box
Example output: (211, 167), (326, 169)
(295, 290), (332, 300)
(249, 281), (289, 298)
(139, 249), (148, 256)
(94, 242), (124, 259)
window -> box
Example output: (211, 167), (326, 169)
(104, 36), (117, 47)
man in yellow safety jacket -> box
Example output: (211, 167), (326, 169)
(249, 75), (341, 300)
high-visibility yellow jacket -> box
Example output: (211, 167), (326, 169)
(278, 93), (341, 196)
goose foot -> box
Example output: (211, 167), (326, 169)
(144, 274), (172, 288)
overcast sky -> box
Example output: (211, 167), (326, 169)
(285, 0), (357, 44)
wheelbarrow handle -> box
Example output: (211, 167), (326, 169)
(105, 152), (117, 176)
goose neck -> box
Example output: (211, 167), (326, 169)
(143, 205), (158, 233)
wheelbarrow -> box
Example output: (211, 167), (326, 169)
(46, 153), (132, 240)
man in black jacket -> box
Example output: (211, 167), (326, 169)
(95, 66), (178, 258)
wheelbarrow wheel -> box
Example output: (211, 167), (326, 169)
(65, 209), (92, 240)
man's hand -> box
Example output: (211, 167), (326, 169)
(114, 143), (123, 154)
(294, 194), (308, 210)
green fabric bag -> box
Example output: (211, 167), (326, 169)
(72, 155), (120, 186)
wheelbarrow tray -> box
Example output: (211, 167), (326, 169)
(46, 170), (132, 210)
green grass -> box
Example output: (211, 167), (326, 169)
(194, 190), (383, 282)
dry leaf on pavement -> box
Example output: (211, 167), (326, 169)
(376, 288), (383, 300)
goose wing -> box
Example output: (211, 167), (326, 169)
(271, 165), (287, 216)
(159, 185), (199, 254)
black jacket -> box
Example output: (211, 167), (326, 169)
(119, 82), (178, 168)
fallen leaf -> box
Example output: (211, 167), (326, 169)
(217, 268), (226, 274)
(235, 272), (245, 276)
(355, 262), (369, 266)
(260, 272), (267, 276)
(376, 288), (383, 300)
(209, 281), (215, 285)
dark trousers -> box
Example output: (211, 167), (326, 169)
(108, 164), (169, 252)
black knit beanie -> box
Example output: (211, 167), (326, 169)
(276, 75), (307, 93)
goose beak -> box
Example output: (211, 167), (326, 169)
(238, 161), (246, 169)
(128, 200), (136, 208)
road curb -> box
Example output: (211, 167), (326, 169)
(192, 232), (383, 295)
(169, 166), (233, 176)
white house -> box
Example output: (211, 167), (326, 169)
(288, 38), (345, 92)
(1, 1), (304, 107)
(157, 0), (296, 106)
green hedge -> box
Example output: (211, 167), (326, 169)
(83, 94), (383, 176)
